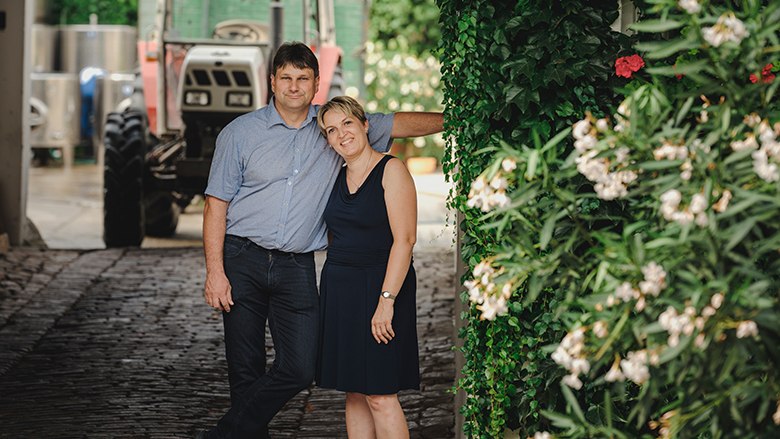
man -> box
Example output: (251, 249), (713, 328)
(198, 42), (443, 438)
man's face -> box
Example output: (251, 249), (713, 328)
(271, 64), (319, 114)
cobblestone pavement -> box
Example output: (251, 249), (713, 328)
(0, 247), (457, 438)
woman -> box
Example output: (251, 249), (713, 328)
(316, 96), (419, 438)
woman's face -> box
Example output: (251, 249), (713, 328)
(322, 108), (369, 159)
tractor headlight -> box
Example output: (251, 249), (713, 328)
(226, 92), (252, 107)
(185, 91), (210, 106)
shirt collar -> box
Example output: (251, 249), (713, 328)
(266, 97), (318, 129)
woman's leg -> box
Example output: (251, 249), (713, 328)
(365, 394), (409, 439)
(346, 392), (376, 439)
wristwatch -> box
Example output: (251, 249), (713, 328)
(381, 290), (396, 301)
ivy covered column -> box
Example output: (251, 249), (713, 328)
(437, 1), (629, 436)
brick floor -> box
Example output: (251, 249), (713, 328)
(0, 247), (456, 438)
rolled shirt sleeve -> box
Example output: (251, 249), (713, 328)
(366, 112), (395, 153)
(205, 126), (244, 202)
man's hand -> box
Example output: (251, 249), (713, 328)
(371, 298), (395, 344)
(205, 271), (234, 312)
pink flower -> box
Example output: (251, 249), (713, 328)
(615, 55), (645, 79)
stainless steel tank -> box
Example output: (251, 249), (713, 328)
(30, 73), (82, 167)
(31, 24), (58, 73)
(59, 25), (138, 74)
(93, 73), (136, 165)
(34, 0), (50, 23)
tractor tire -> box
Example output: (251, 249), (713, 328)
(103, 111), (145, 247)
(144, 191), (180, 237)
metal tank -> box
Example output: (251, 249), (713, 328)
(59, 25), (138, 74)
(29, 73), (82, 167)
(92, 73), (136, 165)
(31, 24), (58, 73)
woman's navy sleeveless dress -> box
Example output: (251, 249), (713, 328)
(317, 155), (420, 395)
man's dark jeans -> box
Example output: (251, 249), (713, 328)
(210, 235), (319, 439)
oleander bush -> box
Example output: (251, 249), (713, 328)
(457, 0), (780, 437)
(437, 0), (630, 436)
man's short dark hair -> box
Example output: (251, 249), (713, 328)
(272, 42), (319, 77)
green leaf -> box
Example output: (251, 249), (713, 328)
(635, 34), (698, 59)
(725, 217), (757, 251)
(526, 150), (539, 181)
(629, 19), (685, 33)
(561, 383), (586, 422)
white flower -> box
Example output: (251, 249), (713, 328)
(680, 160), (693, 181)
(703, 13), (749, 47)
(604, 361), (625, 382)
(695, 333), (706, 348)
(701, 305), (716, 318)
(639, 262), (666, 297)
(596, 118), (610, 132)
(594, 176), (629, 200)
(490, 176), (508, 190)
(653, 143), (688, 161)
(488, 192), (510, 209)
(572, 119), (591, 139)
(477, 295), (508, 320)
(574, 135), (598, 153)
(689, 193), (707, 214)
(562, 373), (583, 390)
(615, 282), (639, 302)
(660, 189), (682, 207)
(736, 320), (759, 338)
(592, 320), (608, 338)
(744, 113), (762, 127)
(501, 158), (517, 172)
(695, 212), (709, 227)
(621, 350), (650, 385)
(533, 432), (553, 439)
(679, 0), (701, 14)
(576, 152), (609, 182)
(634, 296), (646, 312)
(712, 190), (732, 213)
(711, 293), (725, 309)
(731, 135), (758, 151)
(552, 346), (573, 369)
(773, 401), (780, 425)
(571, 358), (591, 375)
(615, 147), (631, 164)
(752, 149), (780, 182)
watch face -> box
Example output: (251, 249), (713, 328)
(382, 291), (390, 298)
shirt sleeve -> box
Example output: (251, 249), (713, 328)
(366, 112), (395, 153)
(204, 124), (243, 202)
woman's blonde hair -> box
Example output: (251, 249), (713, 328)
(316, 95), (367, 136)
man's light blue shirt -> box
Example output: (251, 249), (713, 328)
(205, 99), (394, 253)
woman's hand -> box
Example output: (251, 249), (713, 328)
(371, 298), (395, 344)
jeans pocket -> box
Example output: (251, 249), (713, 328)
(223, 235), (250, 258)
(289, 252), (315, 269)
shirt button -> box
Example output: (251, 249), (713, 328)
(288, 181), (292, 185)
(293, 169), (299, 174)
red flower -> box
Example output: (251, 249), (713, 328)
(615, 54), (645, 79)
(751, 63), (776, 84)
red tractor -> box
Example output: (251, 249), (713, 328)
(103, 0), (344, 246)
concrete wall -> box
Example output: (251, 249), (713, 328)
(0, 0), (32, 245)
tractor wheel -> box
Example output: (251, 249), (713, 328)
(144, 191), (180, 237)
(103, 111), (145, 247)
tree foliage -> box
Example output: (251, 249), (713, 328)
(50, 0), (138, 25)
